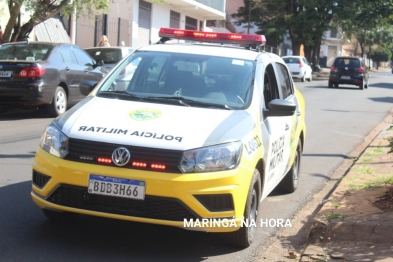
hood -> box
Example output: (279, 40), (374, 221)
(55, 97), (255, 151)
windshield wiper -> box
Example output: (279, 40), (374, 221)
(146, 96), (233, 110)
(97, 90), (142, 100)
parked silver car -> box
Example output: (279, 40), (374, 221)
(84, 46), (134, 71)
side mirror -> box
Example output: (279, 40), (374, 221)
(96, 60), (104, 66)
(263, 99), (296, 118)
(79, 81), (98, 96)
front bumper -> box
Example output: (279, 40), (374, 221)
(329, 74), (364, 86)
(31, 147), (254, 232)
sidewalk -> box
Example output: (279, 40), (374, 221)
(258, 111), (393, 261)
(300, 124), (393, 261)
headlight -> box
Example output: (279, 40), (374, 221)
(40, 124), (69, 158)
(179, 141), (242, 173)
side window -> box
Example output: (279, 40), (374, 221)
(59, 47), (77, 64)
(276, 63), (293, 99)
(263, 64), (279, 107)
(73, 47), (94, 66)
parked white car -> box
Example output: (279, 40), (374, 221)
(85, 46), (135, 72)
(282, 56), (313, 82)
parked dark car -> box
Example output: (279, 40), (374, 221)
(0, 41), (107, 116)
(328, 56), (369, 90)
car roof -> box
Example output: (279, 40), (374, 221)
(85, 46), (134, 50)
(137, 43), (265, 60)
(335, 56), (361, 59)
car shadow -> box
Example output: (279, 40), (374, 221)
(0, 181), (256, 261)
(0, 108), (53, 121)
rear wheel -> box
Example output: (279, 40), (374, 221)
(47, 86), (67, 117)
(359, 80), (364, 90)
(328, 81), (333, 88)
(308, 72), (312, 82)
(301, 74), (306, 82)
(278, 141), (302, 193)
(223, 169), (261, 248)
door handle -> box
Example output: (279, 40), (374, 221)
(285, 124), (289, 131)
(84, 69), (89, 73)
(297, 111), (301, 116)
(65, 67), (70, 71)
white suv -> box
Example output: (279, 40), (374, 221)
(32, 28), (306, 248)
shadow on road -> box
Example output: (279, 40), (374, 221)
(0, 182), (247, 261)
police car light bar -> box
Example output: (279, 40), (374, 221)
(158, 28), (266, 46)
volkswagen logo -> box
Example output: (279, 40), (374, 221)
(112, 147), (131, 166)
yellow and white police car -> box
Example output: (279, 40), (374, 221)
(31, 28), (306, 248)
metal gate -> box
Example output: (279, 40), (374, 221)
(138, 0), (152, 48)
(94, 15), (130, 47)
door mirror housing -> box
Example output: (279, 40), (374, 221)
(263, 99), (296, 118)
(79, 81), (98, 96)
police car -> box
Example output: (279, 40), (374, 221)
(31, 28), (306, 248)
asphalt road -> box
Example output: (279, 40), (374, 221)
(0, 71), (392, 262)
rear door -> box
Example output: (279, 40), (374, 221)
(59, 46), (84, 102)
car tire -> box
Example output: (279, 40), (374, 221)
(42, 209), (76, 221)
(277, 141), (302, 193)
(359, 80), (364, 90)
(48, 86), (67, 117)
(328, 81), (333, 88)
(301, 74), (306, 82)
(223, 169), (261, 248)
(365, 79), (368, 89)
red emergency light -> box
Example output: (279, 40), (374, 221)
(158, 28), (266, 45)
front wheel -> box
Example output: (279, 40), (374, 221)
(47, 86), (67, 117)
(278, 141), (302, 193)
(223, 169), (261, 248)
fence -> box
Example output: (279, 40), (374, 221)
(95, 15), (130, 47)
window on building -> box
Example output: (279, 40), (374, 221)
(330, 29), (337, 38)
(185, 16), (197, 30)
(170, 10), (180, 28)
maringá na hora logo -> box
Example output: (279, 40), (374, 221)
(129, 108), (162, 121)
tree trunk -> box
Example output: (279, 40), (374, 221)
(3, 1), (23, 43)
(291, 41), (302, 56)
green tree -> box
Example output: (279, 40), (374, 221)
(337, 0), (393, 58)
(1, 0), (111, 43)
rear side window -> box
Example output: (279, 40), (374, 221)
(283, 57), (299, 64)
(334, 58), (360, 68)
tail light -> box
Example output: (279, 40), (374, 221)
(18, 65), (46, 78)
(330, 65), (335, 72)
(298, 60), (303, 68)
(359, 67), (365, 73)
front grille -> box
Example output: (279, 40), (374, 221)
(32, 170), (51, 188)
(47, 185), (199, 221)
(194, 194), (234, 212)
(65, 138), (183, 173)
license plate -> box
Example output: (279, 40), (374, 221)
(0, 71), (12, 77)
(88, 175), (145, 200)
(341, 76), (350, 80)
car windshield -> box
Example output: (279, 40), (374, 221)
(0, 43), (52, 61)
(97, 51), (256, 110)
(334, 58), (360, 68)
(85, 48), (128, 64)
